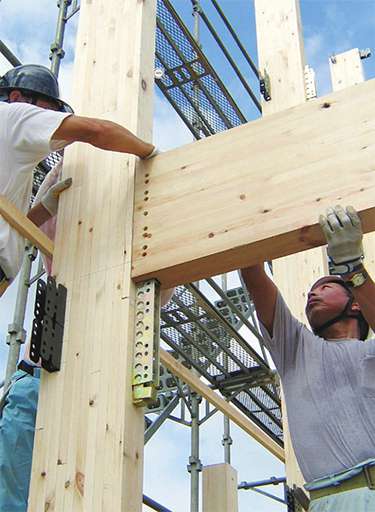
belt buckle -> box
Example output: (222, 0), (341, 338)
(363, 465), (375, 490)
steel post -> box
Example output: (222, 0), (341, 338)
(3, 245), (37, 392)
(187, 392), (202, 512)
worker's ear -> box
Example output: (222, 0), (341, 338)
(351, 301), (361, 314)
(8, 89), (23, 103)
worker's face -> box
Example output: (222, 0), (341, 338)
(9, 89), (60, 111)
(305, 282), (349, 332)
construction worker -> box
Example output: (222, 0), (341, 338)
(0, 63), (160, 511)
(241, 205), (375, 511)
(0, 63), (158, 296)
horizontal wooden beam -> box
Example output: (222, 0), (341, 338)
(160, 348), (285, 462)
(132, 79), (375, 287)
(0, 195), (54, 258)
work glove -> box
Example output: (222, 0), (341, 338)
(39, 177), (72, 216)
(143, 146), (160, 160)
(319, 205), (364, 275)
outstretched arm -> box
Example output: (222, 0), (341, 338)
(241, 264), (278, 336)
(52, 116), (155, 158)
(320, 205), (375, 333)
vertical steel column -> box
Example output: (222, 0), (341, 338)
(192, 0), (202, 137)
(50, 0), (72, 76)
(187, 391), (202, 512)
(221, 274), (233, 464)
(222, 415), (233, 464)
(3, 245), (37, 392)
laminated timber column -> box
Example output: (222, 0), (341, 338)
(202, 464), (238, 512)
(28, 1), (157, 511)
(254, 0), (327, 490)
(329, 49), (375, 291)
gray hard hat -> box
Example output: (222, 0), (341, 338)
(0, 64), (73, 113)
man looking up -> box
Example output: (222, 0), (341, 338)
(241, 205), (375, 511)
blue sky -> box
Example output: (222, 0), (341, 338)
(0, 1), (374, 510)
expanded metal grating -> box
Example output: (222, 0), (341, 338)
(161, 285), (283, 446)
(156, 0), (247, 139)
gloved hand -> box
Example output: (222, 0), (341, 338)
(143, 146), (160, 160)
(319, 205), (364, 275)
(39, 177), (72, 216)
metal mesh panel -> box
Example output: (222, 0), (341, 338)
(161, 285), (283, 445)
(32, 152), (62, 202)
(233, 388), (283, 444)
(156, 0), (247, 139)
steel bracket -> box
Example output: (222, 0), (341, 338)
(132, 279), (161, 407)
(29, 277), (67, 372)
(260, 69), (271, 101)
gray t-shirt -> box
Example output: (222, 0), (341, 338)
(260, 292), (375, 483)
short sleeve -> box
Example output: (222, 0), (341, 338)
(6, 102), (71, 162)
(259, 291), (305, 375)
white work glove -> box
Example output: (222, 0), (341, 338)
(143, 146), (160, 160)
(39, 177), (72, 216)
(319, 205), (364, 275)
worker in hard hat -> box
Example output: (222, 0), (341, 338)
(241, 205), (375, 511)
(0, 62), (160, 512)
(0, 63), (158, 296)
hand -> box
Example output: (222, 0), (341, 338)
(319, 205), (364, 275)
(143, 146), (160, 160)
(40, 177), (72, 216)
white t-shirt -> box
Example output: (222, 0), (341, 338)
(0, 102), (71, 280)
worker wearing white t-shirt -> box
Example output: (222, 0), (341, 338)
(0, 64), (158, 295)
(0, 63), (160, 512)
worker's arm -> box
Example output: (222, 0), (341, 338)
(320, 205), (375, 332)
(52, 115), (155, 158)
(241, 264), (278, 336)
(27, 177), (72, 227)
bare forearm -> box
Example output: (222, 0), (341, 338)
(87, 120), (153, 157)
(27, 203), (51, 227)
(241, 264), (278, 335)
(53, 116), (154, 158)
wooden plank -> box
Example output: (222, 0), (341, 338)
(160, 348), (285, 462)
(0, 195), (54, 258)
(132, 77), (375, 288)
(254, 0), (315, 490)
(202, 464), (238, 512)
(28, 1), (157, 511)
(330, 49), (365, 91)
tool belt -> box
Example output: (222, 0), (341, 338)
(310, 465), (375, 500)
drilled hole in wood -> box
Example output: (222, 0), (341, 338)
(142, 252), (147, 257)
(143, 226), (148, 231)
(143, 245), (148, 250)
(145, 179), (149, 184)
(143, 211), (148, 216)
(144, 197), (149, 201)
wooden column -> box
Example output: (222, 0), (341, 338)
(202, 464), (238, 512)
(254, 0), (325, 489)
(330, 48), (365, 91)
(28, 1), (156, 511)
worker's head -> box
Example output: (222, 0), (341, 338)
(305, 276), (369, 340)
(0, 64), (73, 113)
